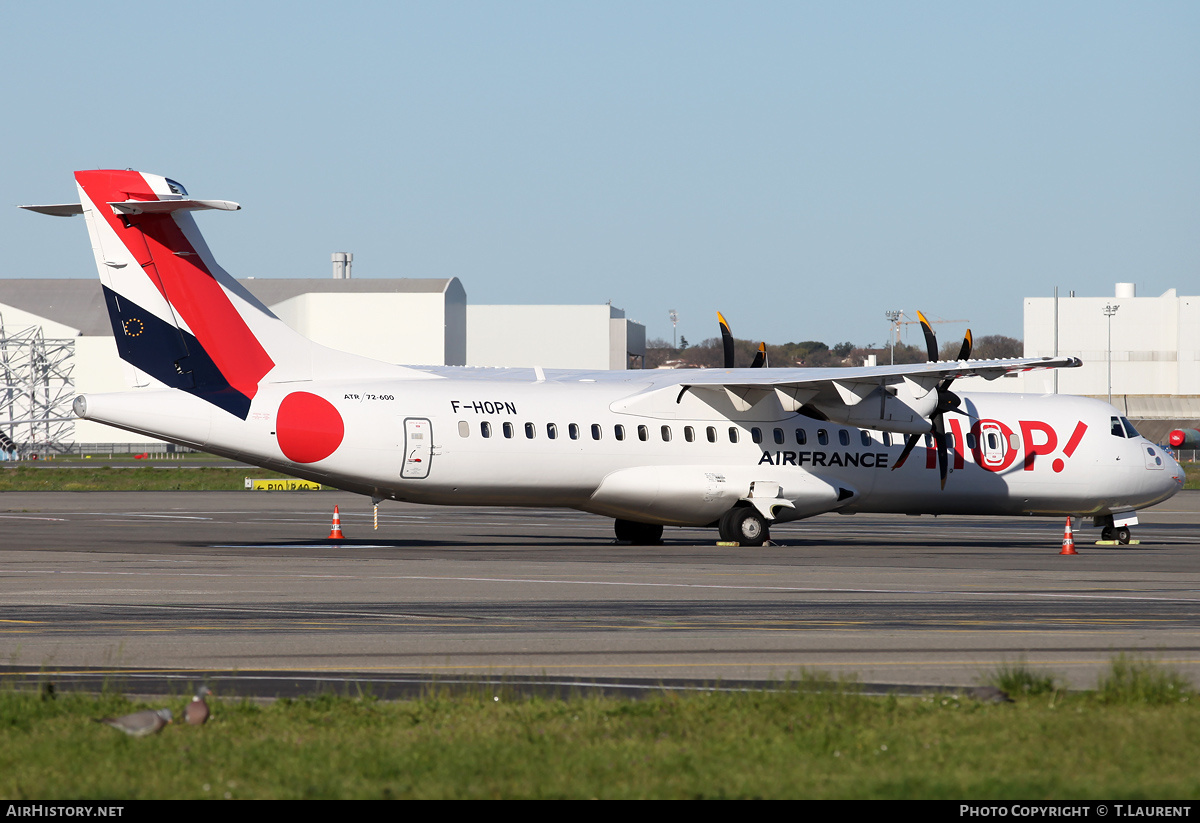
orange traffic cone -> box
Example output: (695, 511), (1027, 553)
(1060, 517), (1076, 555)
(328, 505), (345, 540)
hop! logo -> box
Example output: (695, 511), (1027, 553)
(939, 418), (1088, 473)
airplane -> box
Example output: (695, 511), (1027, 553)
(20, 169), (1184, 547)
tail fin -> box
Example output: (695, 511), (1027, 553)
(71, 170), (306, 418)
(22, 170), (411, 420)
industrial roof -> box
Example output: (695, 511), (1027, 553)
(0, 278), (465, 337)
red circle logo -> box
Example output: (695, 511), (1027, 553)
(276, 392), (344, 463)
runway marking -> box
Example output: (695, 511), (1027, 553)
(0, 515), (67, 521)
(5, 567), (1199, 604)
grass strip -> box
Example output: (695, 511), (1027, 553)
(0, 466), (297, 492)
(1, 669), (1196, 800)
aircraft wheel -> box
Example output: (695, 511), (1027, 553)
(725, 507), (769, 547)
(1115, 526), (1131, 545)
(717, 508), (740, 542)
(614, 519), (663, 545)
(1101, 526), (1114, 541)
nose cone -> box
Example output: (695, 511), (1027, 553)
(1164, 450), (1186, 497)
(1142, 445), (1187, 508)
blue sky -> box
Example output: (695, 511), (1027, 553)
(2, 1), (1197, 350)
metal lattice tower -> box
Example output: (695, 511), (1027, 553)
(0, 313), (75, 455)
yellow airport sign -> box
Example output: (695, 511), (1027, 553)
(244, 478), (323, 491)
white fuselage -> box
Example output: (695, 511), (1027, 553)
(77, 367), (1183, 527)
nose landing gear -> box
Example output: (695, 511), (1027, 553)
(1096, 513), (1138, 545)
(1100, 525), (1132, 545)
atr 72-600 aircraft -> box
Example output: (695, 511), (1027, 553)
(22, 170), (1183, 546)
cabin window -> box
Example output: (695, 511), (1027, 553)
(1111, 416), (1125, 437)
(569, 423), (580, 440)
(706, 426), (717, 443)
(728, 427), (739, 443)
(591, 424), (602, 440)
(481, 422), (492, 438)
(773, 428), (785, 445)
(525, 422), (536, 439)
(661, 425), (672, 442)
(458, 421), (470, 438)
(946, 433), (955, 449)
(751, 427), (762, 444)
(796, 428), (807, 445)
(614, 425), (626, 441)
(1010, 433), (1020, 450)
(839, 430), (850, 446)
(987, 432), (1001, 451)
(966, 433), (976, 450)
(817, 429), (829, 446)
(547, 423), (558, 440)
(924, 433), (934, 448)
(503, 422), (514, 439)
(638, 425), (649, 442)
(1122, 417), (1140, 438)
(882, 431), (891, 447)
(684, 426), (695, 442)
(860, 431), (871, 447)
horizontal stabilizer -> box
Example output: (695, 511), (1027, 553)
(107, 199), (241, 215)
(19, 199), (239, 217)
(19, 203), (84, 216)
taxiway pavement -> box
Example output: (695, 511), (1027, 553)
(2, 490), (1198, 694)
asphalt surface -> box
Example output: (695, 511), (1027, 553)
(2, 490), (1198, 697)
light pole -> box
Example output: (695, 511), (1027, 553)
(669, 310), (678, 350)
(1103, 303), (1119, 406)
(884, 310), (902, 365)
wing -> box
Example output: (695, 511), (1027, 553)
(667, 356), (1082, 433)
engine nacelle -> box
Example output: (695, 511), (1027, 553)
(811, 378), (938, 435)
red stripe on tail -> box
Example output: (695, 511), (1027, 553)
(75, 170), (274, 401)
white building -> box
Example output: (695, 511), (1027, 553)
(0, 278), (646, 447)
(958, 283), (1200, 442)
(467, 304), (645, 370)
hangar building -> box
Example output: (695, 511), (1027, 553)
(959, 283), (1200, 443)
(0, 277), (646, 449)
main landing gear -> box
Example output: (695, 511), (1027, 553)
(613, 519), (664, 545)
(717, 506), (770, 547)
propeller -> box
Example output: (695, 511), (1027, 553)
(892, 311), (973, 489)
(750, 342), (768, 368)
(718, 312), (768, 369)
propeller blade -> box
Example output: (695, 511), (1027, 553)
(751, 342), (767, 369)
(933, 416), (949, 490)
(917, 310), (938, 362)
(718, 312), (736, 369)
(891, 433), (920, 470)
(956, 329), (973, 362)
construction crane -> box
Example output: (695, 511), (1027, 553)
(885, 311), (968, 348)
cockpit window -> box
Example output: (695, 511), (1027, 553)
(1121, 417), (1139, 439)
(1111, 416), (1125, 438)
(165, 178), (188, 196)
